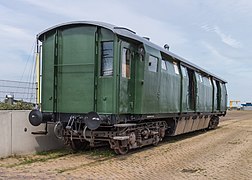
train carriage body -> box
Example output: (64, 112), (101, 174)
(29, 21), (227, 154)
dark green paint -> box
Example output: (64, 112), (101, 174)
(40, 24), (227, 116)
(196, 75), (213, 112)
(96, 28), (116, 114)
(41, 32), (55, 112)
(159, 62), (180, 113)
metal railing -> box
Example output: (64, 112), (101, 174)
(0, 79), (37, 103)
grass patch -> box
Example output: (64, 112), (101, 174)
(86, 148), (115, 158)
(36, 149), (72, 156)
(4, 149), (72, 168)
(67, 146), (115, 158)
(1, 147), (115, 171)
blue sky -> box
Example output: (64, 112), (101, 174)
(0, 0), (251, 103)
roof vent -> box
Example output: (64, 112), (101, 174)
(164, 44), (169, 50)
(143, 37), (150, 41)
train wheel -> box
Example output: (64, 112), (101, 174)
(153, 135), (160, 146)
(54, 122), (63, 139)
(70, 139), (88, 152)
(114, 146), (129, 155)
(208, 116), (219, 130)
(212, 116), (220, 129)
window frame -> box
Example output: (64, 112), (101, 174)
(121, 47), (131, 79)
(148, 55), (158, 73)
(161, 60), (167, 71)
(173, 62), (180, 75)
(181, 66), (187, 77)
(100, 41), (114, 77)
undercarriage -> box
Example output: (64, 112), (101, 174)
(29, 110), (221, 155)
(54, 116), (167, 155)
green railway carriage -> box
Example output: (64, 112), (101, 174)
(29, 21), (227, 154)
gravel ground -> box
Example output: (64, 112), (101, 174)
(0, 110), (251, 180)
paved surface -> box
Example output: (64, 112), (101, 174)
(0, 110), (251, 180)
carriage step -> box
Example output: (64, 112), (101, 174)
(114, 123), (136, 127)
(113, 136), (130, 140)
(31, 131), (48, 135)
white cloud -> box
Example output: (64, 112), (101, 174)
(21, 0), (188, 51)
(201, 24), (213, 32)
(0, 52), (35, 81)
(124, 18), (188, 50)
(201, 41), (241, 68)
(213, 26), (242, 48)
(0, 23), (35, 81)
(201, 41), (252, 102)
(201, 24), (242, 48)
(0, 24), (32, 42)
(22, 0), (122, 20)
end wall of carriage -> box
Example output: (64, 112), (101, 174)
(0, 110), (63, 158)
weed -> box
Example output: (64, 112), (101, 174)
(5, 149), (72, 168)
(87, 149), (115, 158)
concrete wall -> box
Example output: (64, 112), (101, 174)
(0, 110), (64, 158)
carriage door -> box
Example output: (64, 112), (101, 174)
(56, 26), (97, 113)
(187, 69), (197, 112)
(215, 80), (221, 111)
(119, 42), (135, 113)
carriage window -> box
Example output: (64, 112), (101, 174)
(161, 60), (167, 70)
(138, 46), (145, 62)
(122, 48), (131, 79)
(149, 55), (158, 72)
(195, 72), (202, 83)
(202, 76), (207, 85)
(203, 76), (210, 86)
(181, 66), (187, 77)
(173, 62), (179, 75)
(101, 41), (113, 76)
(198, 74), (203, 83)
(166, 61), (175, 74)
